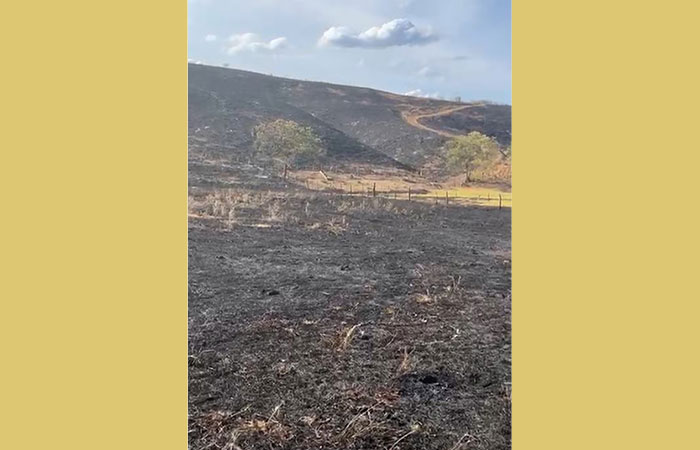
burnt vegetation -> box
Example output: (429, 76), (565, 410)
(189, 187), (511, 450)
(189, 64), (511, 449)
(188, 64), (510, 170)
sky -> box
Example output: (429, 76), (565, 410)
(187, 0), (511, 104)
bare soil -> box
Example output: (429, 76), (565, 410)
(401, 105), (475, 138)
(188, 183), (511, 449)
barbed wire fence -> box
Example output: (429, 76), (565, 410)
(308, 179), (512, 209)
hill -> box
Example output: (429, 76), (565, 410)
(188, 64), (511, 172)
(188, 65), (512, 449)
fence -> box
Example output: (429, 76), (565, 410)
(313, 181), (512, 209)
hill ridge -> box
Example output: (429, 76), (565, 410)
(188, 63), (511, 168)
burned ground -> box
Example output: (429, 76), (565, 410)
(188, 63), (512, 449)
(188, 188), (511, 450)
(188, 64), (511, 168)
(419, 105), (511, 148)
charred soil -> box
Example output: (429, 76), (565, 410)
(189, 185), (511, 449)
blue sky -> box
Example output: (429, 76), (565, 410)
(188, 0), (511, 104)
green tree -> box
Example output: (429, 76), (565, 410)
(445, 131), (501, 183)
(253, 119), (325, 178)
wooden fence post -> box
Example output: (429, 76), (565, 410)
(499, 194), (502, 210)
(408, 187), (412, 201)
(373, 183), (376, 197)
(445, 191), (449, 205)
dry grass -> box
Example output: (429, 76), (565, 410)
(397, 347), (414, 375)
(290, 164), (511, 202)
(447, 275), (462, 299)
(231, 403), (291, 445)
(189, 184), (445, 235)
(189, 189), (263, 217)
(388, 424), (421, 450)
(307, 215), (348, 235)
(189, 189), (300, 226)
(421, 184), (512, 207)
(290, 167), (433, 196)
(410, 264), (470, 307)
(266, 201), (288, 222)
(336, 399), (398, 441)
(414, 291), (434, 304)
(337, 323), (362, 351)
(448, 431), (477, 450)
(334, 197), (415, 217)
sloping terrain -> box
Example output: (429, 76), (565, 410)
(188, 64), (511, 169)
(420, 104), (511, 145)
(402, 105), (475, 138)
(188, 65), (512, 450)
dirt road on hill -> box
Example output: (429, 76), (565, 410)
(401, 104), (480, 137)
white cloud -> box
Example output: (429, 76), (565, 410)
(403, 89), (442, 99)
(319, 18), (438, 49)
(205, 34), (217, 42)
(227, 33), (288, 54)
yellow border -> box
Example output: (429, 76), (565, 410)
(2, 1), (699, 449)
(2, 1), (186, 448)
(513, 1), (699, 448)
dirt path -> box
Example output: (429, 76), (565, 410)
(401, 104), (478, 137)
